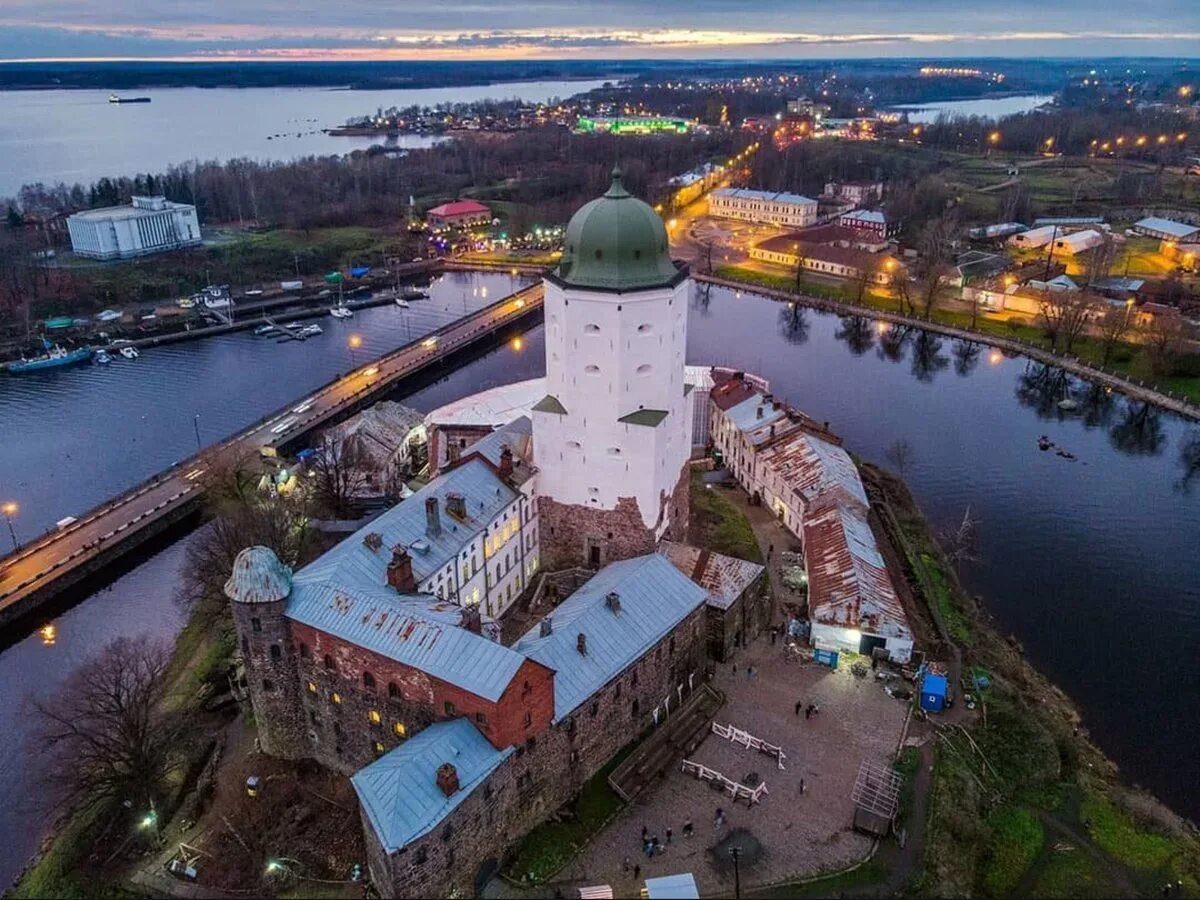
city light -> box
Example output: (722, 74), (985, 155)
(511, 337), (523, 351)
(139, 811), (157, 830)
(348, 335), (363, 349)
(988, 131), (1001, 144)
(1, 501), (16, 516)
(39, 623), (56, 646)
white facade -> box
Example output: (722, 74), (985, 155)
(533, 276), (693, 533)
(67, 195), (201, 260)
(709, 188), (818, 229)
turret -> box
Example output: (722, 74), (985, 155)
(225, 546), (305, 758)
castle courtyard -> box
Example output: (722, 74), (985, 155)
(558, 637), (910, 896)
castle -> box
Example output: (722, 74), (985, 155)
(226, 170), (770, 898)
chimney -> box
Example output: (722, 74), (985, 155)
(498, 445), (514, 481)
(387, 547), (416, 593)
(447, 441), (461, 465)
(605, 591), (621, 615)
(425, 496), (442, 536)
(436, 762), (459, 797)
(756, 405), (764, 420)
(773, 400), (781, 412)
(539, 616), (553, 637)
(460, 604), (482, 634)
(769, 424), (776, 438)
(445, 492), (467, 520)
(576, 633), (587, 656)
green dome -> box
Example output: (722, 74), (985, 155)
(555, 166), (682, 292)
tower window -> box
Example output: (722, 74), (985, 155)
(368, 709), (382, 725)
(637, 323), (652, 333)
(323, 654), (335, 671)
(637, 364), (652, 375)
(269, 644), (282, 661)
(584, 364), (600, 375)
(250, 618), (262, 633)
(363, 671), (376, 691)
(584, 323), (600, 333)
(393, 721), (407, 737)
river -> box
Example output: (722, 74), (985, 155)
(0, 79), (609, 198)
(889, 93), (1054, 123)
(1, 278), (1198, 885)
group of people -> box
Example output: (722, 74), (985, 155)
(624, 820), (699, 880)
(794, 700), (821, 719)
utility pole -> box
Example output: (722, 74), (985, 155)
(729, 846), (742, 900)
(1043, 224), (1060, 282)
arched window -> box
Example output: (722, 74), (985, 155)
(269, 644), (282, 661)
(362, 671), (376, 691)
(637, 323), (653, 334)
(299, 642), (310, 659)
(584, 364), (600, 375)
(636, 364), (652, 375)
(324, 654), (335, 671)
(584, 323), (600, 334)
(388, 682), (401, 701)
(631, 699), (640, 719)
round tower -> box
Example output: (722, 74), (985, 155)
(225, 546), (304, 757)
(533, 167), (693, 568)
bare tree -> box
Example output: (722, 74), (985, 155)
(1097, 303), (1135, 365)
(851, 264), (873, 305)
(1037, 289), (1096, 353)
(1141, 314), (1189, 376)
(310, 432), (373, 518)
(885, 438), (915, 477)
(913, 212), (959, 320)
(939, 506), (981, 574)
(29, 636), (189, 818)
(1080, 235), (1117, 288)
(793, 244), (809, 293)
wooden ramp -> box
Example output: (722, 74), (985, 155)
(609, 684), (724, 802)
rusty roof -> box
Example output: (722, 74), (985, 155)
(803, 501), (910, 640)
(658, 541), (764, 610)
(758, 428), (868, 510)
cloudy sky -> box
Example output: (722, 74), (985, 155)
(0, 0), (1197, 61)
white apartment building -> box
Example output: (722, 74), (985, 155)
(708, 188), (818, 229)
(67, 195), (201, 260)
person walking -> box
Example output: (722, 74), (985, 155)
(805, 704), (812, 720)
(795, 699), (803, 716)
(683, 820), (694, 839)
(714, 807), (726, 831)
(623, 856), (631, 874)
(800, 777), (806, 795)
(633, 864), (641, 881)
(666, 827), (673, 846)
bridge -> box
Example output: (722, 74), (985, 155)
(0, 283), (544, 628)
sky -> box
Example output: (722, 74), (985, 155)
(0, 0), (1198, 62)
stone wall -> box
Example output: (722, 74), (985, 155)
(231, 598), (306, 759)
(537, 460), (691, 571)
(706, 572), (771, 662)
(371, 601), (710, 898)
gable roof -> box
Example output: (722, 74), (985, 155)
(759, 428), (868, 510)
(427, 199), (490, 218)
(1133, 217), (1199, 240)
(804, 501), (910, 641)
(352, 718), (513, 853)
(286, 579), (526, 701)
(513, 555), (707, 720)
(658, 541), (764, 610)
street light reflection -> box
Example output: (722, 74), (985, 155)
(39, 623), (56, 646)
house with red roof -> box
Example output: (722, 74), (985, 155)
(426, 199), (491, 230)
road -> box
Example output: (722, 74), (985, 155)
(0, 283), (544, 625)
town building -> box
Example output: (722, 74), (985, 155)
(838, 209), (896, 240)
(709, 187), (819, 229)
(1008, 224), (1059, 249)
(750, 235), (901, 284)
(1131, 216), (1200, 243)
(322, 401), (427, 498)
(426, 199), (492, 230)
(786, 97), (832, 119)
(66, 195), (200, 260)
(708, 375), (912, 663)
(575, 115), (692, 135)
(1053, 229), (1105, 256)
(824, 181), (884, 206)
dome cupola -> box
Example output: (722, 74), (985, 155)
(555, 165), (683, 292)
(224, 546), (293, 604)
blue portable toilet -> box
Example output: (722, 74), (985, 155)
(920, 673), (948, 713)
(813, 646), (839, 669)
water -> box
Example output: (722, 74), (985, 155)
(2, 280), (1199, 885)
(889, 93), (1054, 123)
(0, 80), (608, 198)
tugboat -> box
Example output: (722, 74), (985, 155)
(7, 341), (92, 374)
(109, 94), (151, 104)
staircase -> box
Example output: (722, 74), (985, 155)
(609, 684), (725, 802)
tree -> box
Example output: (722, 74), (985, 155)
(913, 212), (959, 320)
(851, 264), (873, 305)
(5, 205), (22, 228)
(885, 438), (915, 477)
(793, 244), (808, 293)
(1037, 289), (1095, 353)
(29, 636), (188, 818)
(1141, 314), (1189, 376)
(1080, 234), (1117, 288)
(1096, 302), (1135, 365)
(310, 432), (373, 518)
(939, 507), (981, 574)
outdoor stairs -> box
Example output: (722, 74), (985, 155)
(609, 683), (725, 802)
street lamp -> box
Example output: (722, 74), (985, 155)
(2, 502), (17, 552)
(729, 846), (742, 899)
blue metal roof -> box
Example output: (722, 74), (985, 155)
(922, 673), (948, 696)
(513, 555), (707, 720)
(296, 457), (516, 588)
(645, 873), (700, 899)
(286, 579), (527, 701)
(724, 394), (787, 440)
(352, 718), (513, 852)
(464, 416), (533, 475)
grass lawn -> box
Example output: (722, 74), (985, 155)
(689, 470), (764, 564)
(749, 859), (889, 898)
(1031, 847), (1124, 899)
(502, 752), (629, 884)
(1080, 791), (1177, 872)
(980, 805), (1045, 897)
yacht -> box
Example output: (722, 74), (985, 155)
(298, 323), (323, 337)
(93, 349), (113, 365)
(394, 298), (410, 309)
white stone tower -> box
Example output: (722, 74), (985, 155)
(533, 166), (693, 569)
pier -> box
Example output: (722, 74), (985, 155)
(0, 282), (544, 628)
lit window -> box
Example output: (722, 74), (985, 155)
(307, 681), (317, 694)
(373, 741), (385, 755)
(368, 709), (382, 725)
(393, 721), (407, 737)
(331, 692), (342, 705)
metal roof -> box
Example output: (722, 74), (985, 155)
(1133, 217), (1199, 239)
(645, 874), (700, 899)
(286, 579), (526, 701)
(658, 541), (764, 611)
(297, 457), (517, 588)
(224, 546), (293, 605)
(712, 187), (817, 206)
(513, 555), (707, 720)
(352, 718), (513, 852)
(463, 416), (535, 483)
(759, 429), (868, 510)
(804, 501), (911, 641)
(724, 394), (787, 439)
(618, 408), (669, 427)
(424, 378), (545, 428)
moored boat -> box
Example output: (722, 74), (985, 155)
(7, 343), (92, 374)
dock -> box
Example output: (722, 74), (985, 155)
(0, 283), (544, 628)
